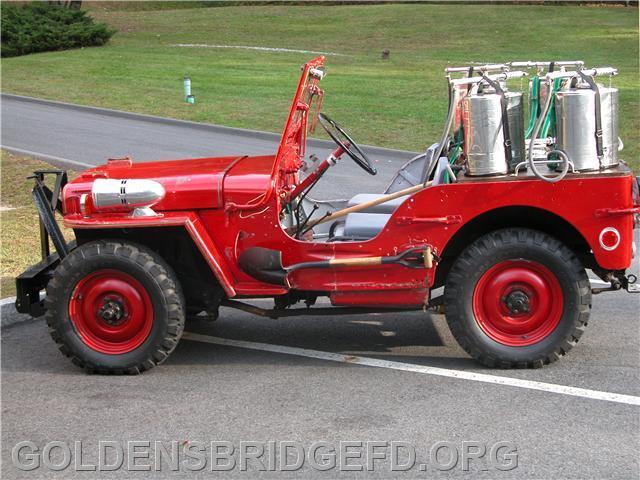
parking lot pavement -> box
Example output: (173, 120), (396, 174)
(1, 284), (638, 479)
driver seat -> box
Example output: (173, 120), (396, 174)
(345, 143), (439, 214)
(328, 144), (440, 241)
(328, 195), (405, 241)
(329, 213), (391, 241)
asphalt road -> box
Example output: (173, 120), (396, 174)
(0, 94), (418, 199)
(1, 94), (639, 479)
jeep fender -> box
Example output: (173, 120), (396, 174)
(64, 212), (236, 297)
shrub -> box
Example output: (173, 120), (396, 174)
(1, 3), (116, 58)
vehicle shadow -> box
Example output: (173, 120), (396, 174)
(173, 307), (478, 370)
(0, 308), (477, 376)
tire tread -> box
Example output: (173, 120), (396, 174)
(45, 240), (185, 375)
(444, 228), (591, 369)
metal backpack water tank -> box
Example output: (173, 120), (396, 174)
(506, 91), (525, 170)
(462, 91), (525, 176)
(555, 85), (619, 171)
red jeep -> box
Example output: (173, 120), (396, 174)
(16, 57), (639, 373)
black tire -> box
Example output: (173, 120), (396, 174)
(444, 228), (591, 368)
(45, 240), (185, 374)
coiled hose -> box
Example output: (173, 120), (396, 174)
(527, 78), (570, 183)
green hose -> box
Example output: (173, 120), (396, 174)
(525, 76), (561, 139)
(443, 126), (464, 183)
(540, 78), (562, 138)
(525, 76), (540, 139)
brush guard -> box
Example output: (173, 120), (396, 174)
(15, 170), (74, 317)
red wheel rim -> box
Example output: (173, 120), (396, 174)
(68, 269), (153, 354)
(472, 260), (563, 346)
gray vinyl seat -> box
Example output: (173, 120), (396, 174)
(331, 194), (405, 240)
(347, 193), (409, 214)
(331, 143), (440, 241)
(329, 193), (406, 241)
(330, 212), (391, 241)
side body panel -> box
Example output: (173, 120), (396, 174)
(66, 171), (636, 305)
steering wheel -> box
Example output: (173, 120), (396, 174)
(317, 113), (377, 175)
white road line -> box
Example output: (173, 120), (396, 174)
(172, 44), (348, 56)
(1, 146), (92, 168)
(183, 332), (640, 407)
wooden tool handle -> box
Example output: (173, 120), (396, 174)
(306, 181), (432, 229)
(329, 256), (382, 267)
(424, 246), (433, 269)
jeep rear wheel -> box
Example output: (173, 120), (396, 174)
(444, 228), (591, 368)
(45, 240), (185, 374)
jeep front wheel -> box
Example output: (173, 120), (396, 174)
(444, 228), (591, 368)
(45, 240), (185, 374)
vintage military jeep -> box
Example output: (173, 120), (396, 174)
(16, 57), (638, 373)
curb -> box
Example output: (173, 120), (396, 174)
(1, 93), (419, 159)
(0, 297), (16, 307)
(0, 297), (35, 329)
(1, 146), (92, 171)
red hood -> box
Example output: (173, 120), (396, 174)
(64, 155), (275, 211)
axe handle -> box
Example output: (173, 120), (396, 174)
(424, 246), (433, 269)
(287, 247), (432, 273)
(306, 182), (432, 229)
(329, 256), (383, 267)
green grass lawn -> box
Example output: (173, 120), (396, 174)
(2, 3), (638, 169)
(0, 151), (76, 297)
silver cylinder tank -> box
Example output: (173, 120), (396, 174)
(463, 93), (507, 176)
(463, 92), (524, 176)
(555, 85), (619, 171)
(506, 91), (525, 170)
